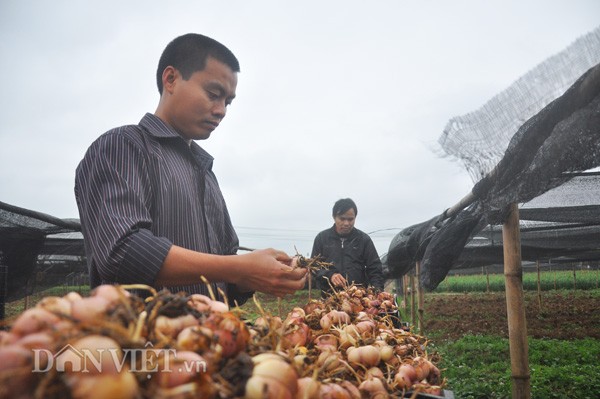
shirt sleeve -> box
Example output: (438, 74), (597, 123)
(75, 130), (171, 286)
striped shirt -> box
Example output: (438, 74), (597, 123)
(75, 113), (248, 302)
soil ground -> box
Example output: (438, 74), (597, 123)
(422, 290), (600, 341)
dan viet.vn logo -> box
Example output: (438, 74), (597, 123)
(32, 340), (207, 375)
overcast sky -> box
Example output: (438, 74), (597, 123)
(1, 0), (599, 257)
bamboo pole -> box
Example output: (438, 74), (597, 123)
(410, 270), (416, 329)
(502, 203), (531, 399)
(415, 261), (425, 334)
(403, 274), (409, 312)
(536, 261), (542, 311)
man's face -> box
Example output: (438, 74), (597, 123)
(164, 57), (237, 140)
(334, 208), (356, 236)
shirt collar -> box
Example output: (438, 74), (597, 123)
(139, 113), (182, 139)
(139, 113), (214, 169)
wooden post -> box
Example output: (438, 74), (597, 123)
(536, 261), (542, 311)
(502, 203), (531, 399)
(415, 261), (425, 334)
(403, 275), (409, 312)
(410, 269), (416, 329)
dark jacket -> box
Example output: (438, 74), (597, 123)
(311, 225), (384, 292)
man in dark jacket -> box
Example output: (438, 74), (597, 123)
(311, 198), (384, 294)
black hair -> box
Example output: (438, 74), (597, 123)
(332, 198), (358, 217)
(156, 33), (240, 94)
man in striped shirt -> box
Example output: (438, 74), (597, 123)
(75, 33), (306, 304)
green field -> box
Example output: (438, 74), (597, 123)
(430, 335), (600, 399)
(433, 269), (600, 292)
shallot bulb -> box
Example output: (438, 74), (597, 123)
(339, 381), (361, 399)
(319, 310), (351, 330)
(188, 293), (229, 313)
(156, 350), (209, 388)
(303, 300), (325, 316)
(412, 382), (443, 396)
(372, 341), (394, 362)
(60, 335), (140, 399)
(297, 377), (321, 399)
(394, 363), (417, 390)
(316, 349), (343, 371)
(354, 312), (371, 322)
(254, 316), (283, 332)
(176, 325), (214, 352)
(70, 296), (112, 323)
(358, 377), (388, 399)
(354, 319), (377, 335)
(63, 291), (83, 303)
(11, 307), (61, 336)
(91, 284), (130, 303)
(205, 312), (250, 358)
(15, 332), (53, 351)
(412, 356), (432, 381)
(245, 353), (298, 399)
(281, 319), (310, 349)
(154, 314), (199, 339)
(365, 367), (385, 380)
(0, 345), (37, 397)
(346, 345), (381, 367)
(66, 372), (139, 399)
(0, 345), (33, 372)
(337, 327), (358, 349)
(286, 307), (306, 321)
(313, 334), (338, 351)
(36, 296), (72, 316)
(0, 331), (18, 347)
(320, 383), (354, 399)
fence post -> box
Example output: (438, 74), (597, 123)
(536, 261), (542, 311)
(415, 261), (425, 335)
(402, 275), (409, 314)
(502, 203), (531, 399)
(410, 268), (416, 329)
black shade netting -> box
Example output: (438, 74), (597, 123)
(0, 201), (84, 309)
(419, 203), (484, 290)
(385, 26), (600, 290)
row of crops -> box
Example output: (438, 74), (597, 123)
(432, 269), (600, 293)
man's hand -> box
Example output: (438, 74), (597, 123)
(234, 248), (307, 297)
(331, 273), (347, 287)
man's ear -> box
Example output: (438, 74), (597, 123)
(162, 66), (178, 93)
